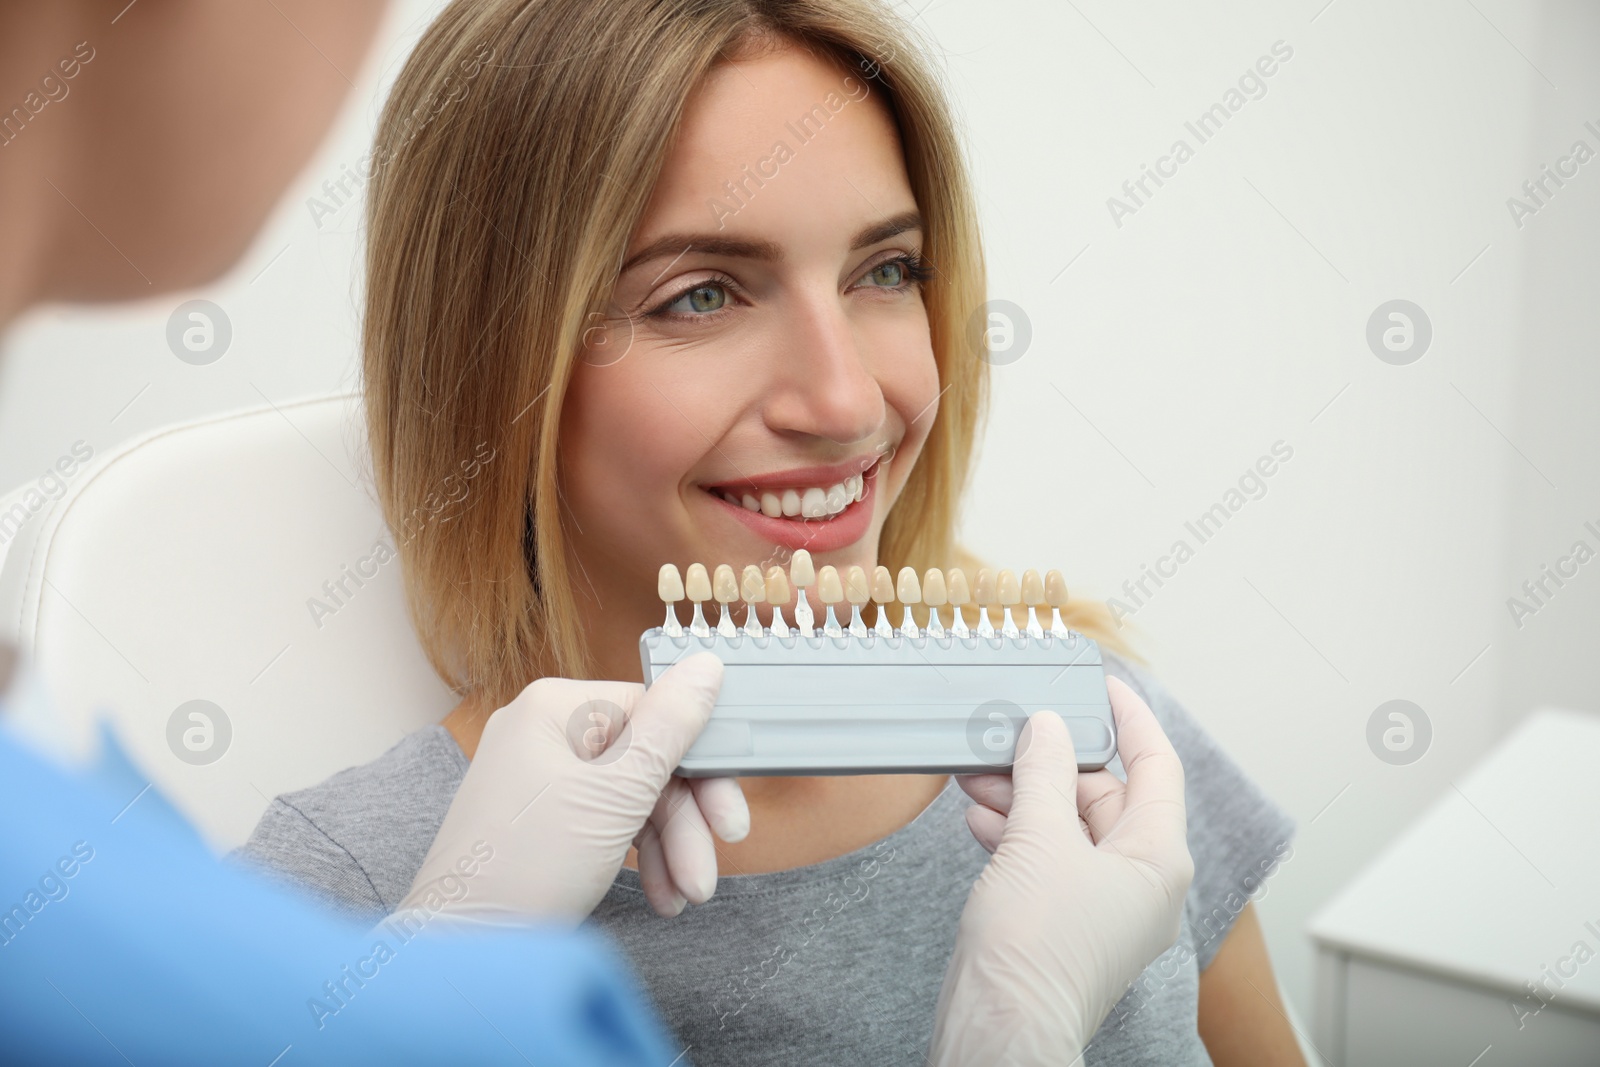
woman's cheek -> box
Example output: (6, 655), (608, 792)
(565, 362), (704, 520)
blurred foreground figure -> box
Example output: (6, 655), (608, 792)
(0, 7), (682, 1063)
(0, 0), (387, 327)
(0, 649), (680, 1066)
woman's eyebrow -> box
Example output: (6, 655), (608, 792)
(620, 210), (923, 276)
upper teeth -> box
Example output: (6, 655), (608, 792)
(721, 472), (866, 519)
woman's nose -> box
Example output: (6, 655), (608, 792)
(762, 297), (885, 445)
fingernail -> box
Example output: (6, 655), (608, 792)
(716, 800), (750, 843)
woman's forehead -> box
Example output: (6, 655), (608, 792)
(628, 46), (911, 264)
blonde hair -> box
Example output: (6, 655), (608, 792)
(363, 0), (1135, 706)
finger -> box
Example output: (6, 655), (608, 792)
(1002, 710), (1082, 845)
(1101, 676), (1188, 858)
(635, 819), (686, 918)
(1076, 768), (1126, 842)
(689, 775), (750, 843)
(1105, 676), (1185, 817)
(964, 803), (1006, 854)
(652, 777), (717, 904)
(615, 651), (724, 785)
(955, 772), (1013, 815)
(519, 676), (644, 751)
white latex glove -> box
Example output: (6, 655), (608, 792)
(394, 651), (748, 927)
(927, 676), (1194, 1065)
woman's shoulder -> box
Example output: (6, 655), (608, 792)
(269, 723), (467, 829)
(228, 723), (467, 920)
(1099, 648), (1297, 969)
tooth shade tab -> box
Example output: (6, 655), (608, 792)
(871, 566), (895, 603)
(1045, 569), (1069, 607)
(848, 602), (869, 637)
(973, 568), (996, 637)
(997, 570), (1021, 606)
(713, 564), (738, 604)
(790, 549), (815, 587)
(844, 565), (871, 604)
(659, 564), (685, 637)
(896, 567), (922, 604)
(793, 587), (815, 637)
(921, 569), (948, 606)
(818, 565), (844, 603)
(685, 563), (711, 602)
(658, 564), (684, 602)
(764, 565), (791, 605)
(945, 569), (971, 605)
(741, 565), (766, 603)
(1021, 568), (1046, 638)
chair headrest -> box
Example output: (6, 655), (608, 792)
(0, 394), (454, 850)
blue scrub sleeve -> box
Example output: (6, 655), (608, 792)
(0, 699), (683, 1067)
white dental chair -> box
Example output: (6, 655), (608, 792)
(0, 394), (454, 851)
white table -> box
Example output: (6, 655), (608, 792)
(1309, 708), (1600, 1066)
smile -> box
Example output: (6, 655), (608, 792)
(700, 456), (884, 552)
(714, 471), (867, 520)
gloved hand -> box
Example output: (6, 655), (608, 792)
(927, 676), (1194, 1065)
(395, 651), (748, 926)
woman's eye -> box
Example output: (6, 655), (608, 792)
(865, 260), (906, 287)
(663, 283), (727, 315)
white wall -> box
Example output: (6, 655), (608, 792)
(2, 0), (1595, 1029)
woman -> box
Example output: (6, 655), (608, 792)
(235, 0), (1301, 1062)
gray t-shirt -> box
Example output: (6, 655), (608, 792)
(231, 651), (1294, 1066)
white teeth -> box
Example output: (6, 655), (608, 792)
(720, 473), (865, 522)
(824, 483), (849, 512)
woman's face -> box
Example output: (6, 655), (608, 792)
(560, 42), (939, 632)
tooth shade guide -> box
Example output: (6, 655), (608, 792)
(640, 607), (1117, 779)
(657, 562), (1081, 647)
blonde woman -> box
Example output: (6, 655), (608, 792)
(235, 1), (1302, 1062)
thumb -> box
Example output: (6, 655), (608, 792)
(1002, 710), (1081, 844)
(614, 651), (725, 785)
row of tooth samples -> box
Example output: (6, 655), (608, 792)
(656, 549), (1073, 641)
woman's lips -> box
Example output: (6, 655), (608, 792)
(703, 461), (879, 553)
